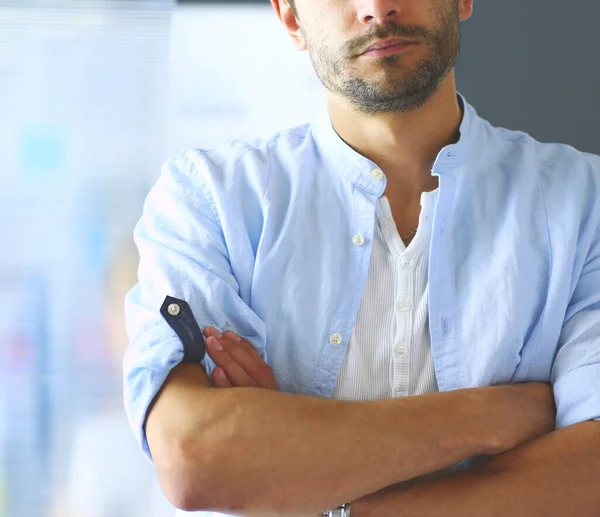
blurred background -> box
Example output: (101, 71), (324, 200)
(0, 0), (597, 516)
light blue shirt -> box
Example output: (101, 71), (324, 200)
(124, 93), (600, 476)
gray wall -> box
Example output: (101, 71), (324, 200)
(456, 0), (599, 154)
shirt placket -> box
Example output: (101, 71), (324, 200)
(392, 252), (414, 397)
(310, 187), (380, 397)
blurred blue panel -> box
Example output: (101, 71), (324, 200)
(20, 126), (65, 179)
(1, 2), (175, 517)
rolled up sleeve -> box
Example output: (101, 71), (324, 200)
(552, 226), (600, 428)
(123, 151), (267, 462)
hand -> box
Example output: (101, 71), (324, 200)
(203, 326), (280, 391)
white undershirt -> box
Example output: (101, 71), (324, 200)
(332, 188), (440, 401)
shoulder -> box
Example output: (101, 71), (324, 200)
(476, 120), (600, 198)
(484, 121), (600, 177)
(484, 122), (600, 246)
(165, 122), (313, 199)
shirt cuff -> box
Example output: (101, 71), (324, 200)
(554, 363), (600, 429)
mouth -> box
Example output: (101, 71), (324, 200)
(359, 38), (418, 58)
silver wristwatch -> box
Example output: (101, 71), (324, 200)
(322, 502), (351, 517)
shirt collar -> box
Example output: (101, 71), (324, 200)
(311, 92), (481, 196)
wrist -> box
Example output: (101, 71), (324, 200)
(322, 502), (352, 517)
(348, 497), (372, 517)
(465, 387), (506, 456)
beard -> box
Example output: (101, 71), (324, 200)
(303, 2), (461, 115)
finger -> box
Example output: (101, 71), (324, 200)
(221, 331), (279, 391)
(206, 336), (260, 388)
(211, 367), (233, 388)
(204, 327), (260, 358)
(222, 330), (262, 356)
(204, 328), (279, 390)
(206, 329), (259, 368)
(204, 327), (258, 358)
(218, 332), (277, 390)
(203, 326), (222, 339)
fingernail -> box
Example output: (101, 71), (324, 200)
(230, 332), (242, 342)
(209, 337), (223, 351)
(209, 327), (223, 339)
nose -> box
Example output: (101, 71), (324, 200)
(356, 0), (401, 25)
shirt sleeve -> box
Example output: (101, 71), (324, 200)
(552, 225), (600, 429)
(123, 151), (267, 462)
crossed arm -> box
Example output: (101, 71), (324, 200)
(147, 327), (600, 517)
(351, 419), (600, 517)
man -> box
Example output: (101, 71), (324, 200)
(123, 0), (600, 516)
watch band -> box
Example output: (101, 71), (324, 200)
(322, 502), (351, 517)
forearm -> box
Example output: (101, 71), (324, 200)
(151, 365), (498, 516)
(353, 421), (600, 517)
(197, 388), (492, 516)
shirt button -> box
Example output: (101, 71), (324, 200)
(352, 234), (365, 246)
(395, 345), (406, 356)
(401, 256), (414, 267)
(330, 333), (343, 346)
(396, 301), (411, 312)
(167, 303), (181, 316)
(371, 168), (384, 180)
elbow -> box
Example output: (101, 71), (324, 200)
(159, 447), (288, 517)
(160, 450), (272, 516)
(144, 364), (249, 511)
(162, 468), (250, 514)
(146, 381), (261, 513)
(161, 471), (209, 512)
(156, 436), (243, 513)
(155, 438), (217, 512)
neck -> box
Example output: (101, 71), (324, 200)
(326, 72), (463, 199)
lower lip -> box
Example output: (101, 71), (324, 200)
(361, 42), (416, 58)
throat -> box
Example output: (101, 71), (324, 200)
(384, 199), (421, 240)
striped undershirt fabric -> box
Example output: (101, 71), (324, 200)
(332, 188), (440, 402)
